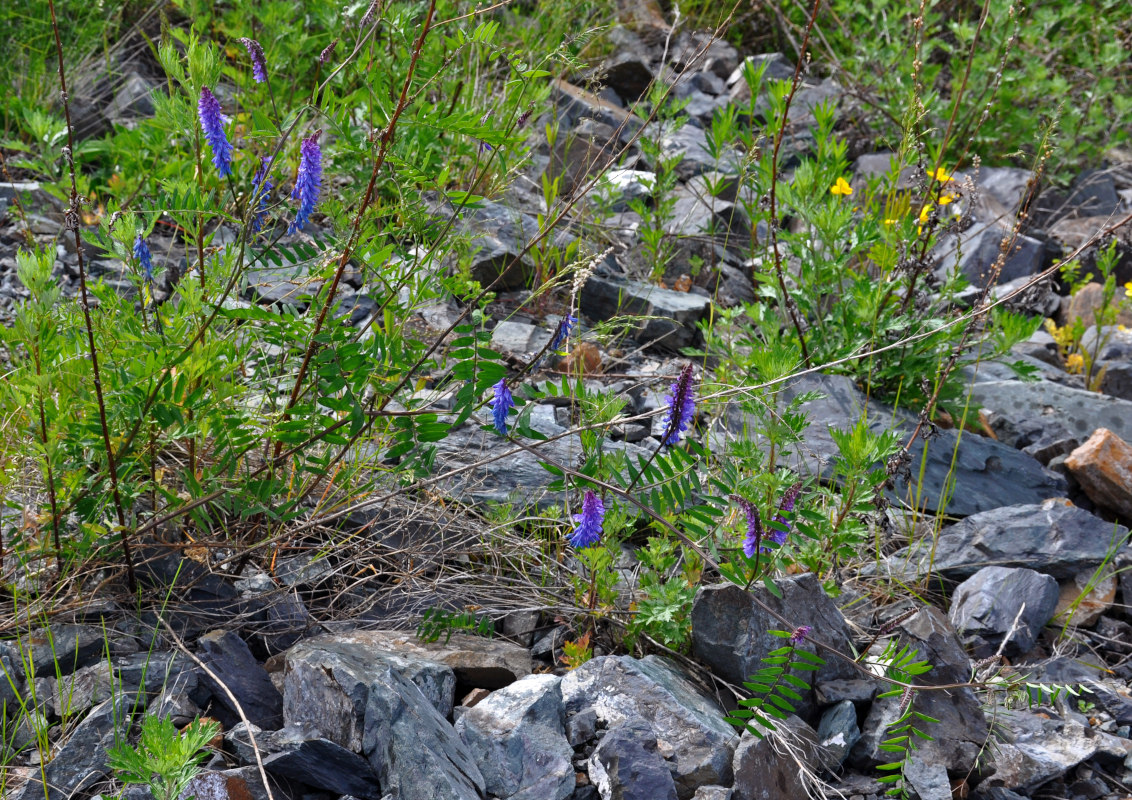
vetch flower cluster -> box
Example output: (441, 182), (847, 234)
(133, 234), (154, 283)
(488, 378), (514, 435)
(250, 157), (274, 233)
(289, 133), (322, 233)
(198, 87), (232, 178)
(768, 482), (802, 546)
(661, 363), (696, 446)
(239, 38), (267, 83)
(570, 490), (605, 549)
(548, 313), (577, 353)
(731, 495), (763, 559)
(789, 625), (812, 645)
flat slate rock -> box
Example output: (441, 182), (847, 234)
(725, 373), (1066, 517)
(972, 379), (1132, 444)
(197, 629), (283, 730)
(875, 499), (1131, 583)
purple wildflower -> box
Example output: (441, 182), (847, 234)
(289, 133), (322, 233)
(478, 140), (493, 155)
(732, 495), (763, 559)
(661, 363), (696, 446)
(789, 625), (811, 645)
(768, 482), (803, 546)
(133, 234), (154, 282)
(250, 156), (274, 233)
(198, 87), (232, 178)
(517, 107), (533, 129)
(570, 490), (605, 549)
(549, 314), (577, 352)
(239, 38), (267, 83)
(360, 0), (383, 29)
(488, 378), (513, 435)
(318, 39), (338, 65)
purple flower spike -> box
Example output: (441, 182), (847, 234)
(732, 495), (763, 559)
(198, 87), (232, 178)
(768, 482), (802, 546)
(133, 234), (154, 282)
(549, 314), (577, 353)
(289, 133), (322, 233)
(661, 363), (696, 446)
(239, 38), (267, 83)
(570, 490), (605, 549)
(318, 39), (338, 65)
(488, 378), (513, 435)
(478, 140), (493, 155)
(250, 157), (274, 233)
(789, 625), (811, 645)
(360, 0), (383, 30)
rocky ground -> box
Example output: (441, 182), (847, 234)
(3, 12), (1132, 800)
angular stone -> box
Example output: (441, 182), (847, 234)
(1065, 428), (1132, 518)
(491, 320), (545, 357)
(815, 700), (860, 765)
(1052, 567), (1117, 627)
(948, 567), (1059, 656)
(727, 373), (1066, 518)
(934, 223), (1049, 289)
(16, 623), (104, 678)
(197, 629), (283, 730)
(691, 577), (858, 718)
(650, 122), (741, 181)
(973, 381), (1132, 447)
(982, 710), (1097, 793)
(691, 787), (732, 800)
(852, 609), (987, 778)
(181, 767), (285, 800)
(261, 725), (383, 799)
(580, 275), (710, 350)
(731, 717), (831, 800)
(561, 655), (737, 798)
(283, 637), (483, 800)
(455, 673), (574, 800)
(589, 718), (678, 800)
(878, 499), (1130, 583)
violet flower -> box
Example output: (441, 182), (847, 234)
(789, 625), (811, 645)
(478, 140), (493, 155)
(239, 38), (267, 83)
(360, 0), (382, 29)
(768, 482), (802, 546)
(198, 87), (232, 178)
(517, 107), (533, 129)
(488, 378), (513, 435)
(732, 495), (763, 559)
(661, 363), (696, 446)
(549, 314), (577, 353)
(570, 490), (605, 549)
(319, 39), (338, 65)
(289, 133), (322, 233)
(133, 234), (154, 282)
(250, 156), (273, 233)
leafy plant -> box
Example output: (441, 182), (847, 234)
(107, 715), (220, 800)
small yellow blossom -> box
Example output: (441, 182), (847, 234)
(1125, 281), (1132, 298)
(929, 167), (954, 183)
(1120, 325), (1129, 333)
(830, 177), (853, 196)
(884, 218), (899, 226)
(1065, 352), (1085, 374)
(938, 193), (957, 206)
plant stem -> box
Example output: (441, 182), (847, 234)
(46, 0), (136, 592)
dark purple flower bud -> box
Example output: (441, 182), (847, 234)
(478, 140), (493, 155)
(488, 377), (514, 435)
(768, 482), (802, 546)
(360, 0), (383, 29)
(133, 234), (154, 282)
(661, 363), (696, 446)
(239, 38), (267, 83)
(319, 39), (339, 65)
(731, 495), (763, 559)
(517, 107), (532, 129)
(789, 625), (811, 645)
(289, 133), (322, 233)
(570, 490), (605, 548)
(250, 156), (274, 233)
(198, 87), (232, 178)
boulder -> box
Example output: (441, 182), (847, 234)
(982, 710), (1097, 793)
(561, 655), (738, 798)
(731, 717), (832, 800)
(197, 629), (283, 730)
(589, 718), (679, 800)
(973, 380), (1132, 446)
(580, 275), (711, 351)
(1064, 428), (1132, 518)
(948, 567), (1059, 656)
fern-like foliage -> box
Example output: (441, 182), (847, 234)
(726, 629), (825, 738)
(872, 640), (938, 798)
(416, 607), (494, 644)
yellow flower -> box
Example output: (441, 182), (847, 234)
(938, 193), (957, 205)
(830, 176), (853, 196)
(884, 218), (898, 226)
(919, 205), (933, 223)
(1124, 281), (1132, 298)
(929, 166), (954, 183)
(1065, 353), (1084, 374)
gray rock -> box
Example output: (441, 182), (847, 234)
(283, 637), (484, 800)
(16, 623), (105, 678)
(904, 757), (952, 800)
(691, 577), (858, 718)
(731, 717), (832, 800)
(664, 185), (747, 238)
(649, 122), (740, 181)
(983, 709), (1097, 792)
(972, 379), (1132, 444)
(851, 608), (987, 778)
(948, 567), (1059, 656)
(566, 706), (598, 746)
(580, 276), (710, 350)
(691, 788), (731, 800)
(1065, 169), (1121, 218)
(1100, 362), (1132, 401)
(181, 767), (283, 800)
(589, 719), (678, 800)
(933, 223), (1049, 289)
(13, 694), (132, 800)
(728, 373), (1067, 517)
(225, 720), (264, 766)
(815, 700), (860, 765)
(455, 673), (574, 800)
(104, 72), (157, 124)
(197, 629), (283, 730)
(879, 499), (1130, 583)
(262, 725), (383, 799)
(977, 167), (1036, 212)
(491, 320), (545, 356)
(561, 655), (738, 798)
